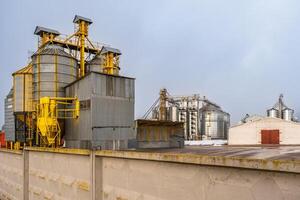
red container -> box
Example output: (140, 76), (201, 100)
(0, 131), (6, 148)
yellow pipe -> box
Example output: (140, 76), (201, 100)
(55, 53), (58, 97)
(108, 52), (114, 74)
(80, 33), (85, 76)
(79, 21), (87, 77)
(38, 53), (41, 103)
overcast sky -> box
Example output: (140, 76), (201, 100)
(1, 0), (300, 126)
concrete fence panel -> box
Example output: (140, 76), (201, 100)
(0, 147), (299, 200)
(0, 150), (23, 200)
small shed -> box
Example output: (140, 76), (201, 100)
(229, 117), (300, 145)
(136, 119), (184, 148)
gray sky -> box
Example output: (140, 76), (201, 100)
(1, 0), (300, 126)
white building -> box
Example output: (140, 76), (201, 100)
(229, 117), (300, 145)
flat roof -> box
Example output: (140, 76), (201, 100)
(96, 145), (300, 173)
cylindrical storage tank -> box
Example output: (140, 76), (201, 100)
(267, 108), (279, 118)
(32, 45), (78, 103)
(168, 106), (179, 122)
(200, 104), (229, 139)
(87, 54), (104, 73)
(283, 108), (294, 121)
(13, 64), (33, 112)
(223, 112), (230, 139)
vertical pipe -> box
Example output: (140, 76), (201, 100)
(80, 34), (85, 76)
(37, 54), (41, 103)
(70, 55), (74, 79)
(80, 21), (86, 77)
(108, 52), (114, 74)
(55, 53), (58, 98)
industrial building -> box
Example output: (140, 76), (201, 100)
(64, 72), (135, 149)
(229, 117), (300, 145)
(145, 88), (230, 141)
(229, 95), (300, 145)
(2, 15), (135, 150)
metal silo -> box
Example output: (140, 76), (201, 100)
(200, 104), (229, 139)
(12, 64), (35, 144)
(267, 108), (279, 118)
(13, 64), (33, 112)
(168, 106), (179, 122)
(283, 108), (294, 121)
(87, 54), (104, 73)
(32, 45), (78, 103)
(266, 94), (297, 121)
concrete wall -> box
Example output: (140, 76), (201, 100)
(28, 150), (91, 200)
(0, 148), (300, 200)
(100, 157), (300, 200)
(229, 117), (300, 145)
(0, 150), (23, 200)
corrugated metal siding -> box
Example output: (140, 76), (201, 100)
(65, 72), (135, 150)
(4, 89), (15, 141)
(32, 45), (78, 102)
(91, 96), (134, 127)
(66, 74), (92, 100)
(92, 73), (134, 99)
(14, 73), (33, 112)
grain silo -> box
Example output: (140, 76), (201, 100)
(31, 44), (78, 102)
(267, 94), (295, 121)
(199, 104), (230, 140)
(12, 64), (34, 145)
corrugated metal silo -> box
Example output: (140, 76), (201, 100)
(87, 54), (104, 73)
(168, 106), (179, 122)
(200, 104), (230, 139)
(31, 45), (78, 102)
(267, 108), (279, 118)
(283, 108), (294, 121)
